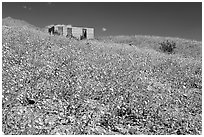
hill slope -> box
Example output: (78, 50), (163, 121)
(2, 24), (202, 135)
(97, 35), (202, 60)
(2, 17), (43, 31)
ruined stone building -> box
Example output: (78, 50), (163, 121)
(47, 24), (94, 40)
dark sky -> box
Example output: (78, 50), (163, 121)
(2, 2), (202, 41)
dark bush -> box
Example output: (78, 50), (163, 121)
(159, 40), (176, 54)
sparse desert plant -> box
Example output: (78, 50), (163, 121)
(159, 40), (176, 54)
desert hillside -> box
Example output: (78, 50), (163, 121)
(3, 17), (43, 31)
(2, 18), (202, 135)
(97, 35), (202, 60)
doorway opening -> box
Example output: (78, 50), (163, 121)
(81, 29), (87, 40)
(67, 28), (72, 37)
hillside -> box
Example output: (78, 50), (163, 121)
(96, 35), (202, 60)
(2, 23), (202, 135)
(2, 17), (43, 31)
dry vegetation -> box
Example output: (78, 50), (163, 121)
(97, 35), (202, 60)
(2, 20), (202, 135)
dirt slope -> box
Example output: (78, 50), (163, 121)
(97, 35), (202, 60)
(3, 17), (43, 31)
(2, 24), (202, 135)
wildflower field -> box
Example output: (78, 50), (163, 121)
(2, 22), (202, 134)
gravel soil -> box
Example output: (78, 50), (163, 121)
(2, 26), (202, 135)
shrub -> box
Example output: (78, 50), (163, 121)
(159, 40), (176, 54)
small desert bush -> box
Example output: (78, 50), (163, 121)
(159, 40), (176, 54)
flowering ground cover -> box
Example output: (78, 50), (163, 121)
(2, 24), (202, 135)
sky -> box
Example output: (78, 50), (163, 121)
(2, 2), (202, 41)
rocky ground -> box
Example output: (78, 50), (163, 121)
(2, 25), (202, 135)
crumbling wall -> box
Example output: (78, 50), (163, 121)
(86, 28), (94, 39)
(72, 27), (83, 39)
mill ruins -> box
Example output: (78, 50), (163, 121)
(47, 24), (94, 40)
